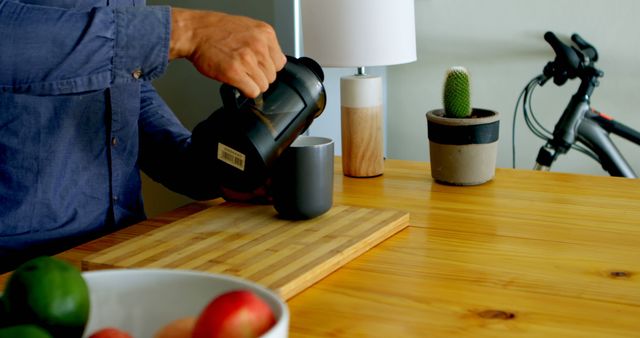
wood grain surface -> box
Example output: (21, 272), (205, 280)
(286, 160), (640, 337)
(341, 106), (384, 177)
(2, 159), (639, 337)
(81, 203), (409, 300)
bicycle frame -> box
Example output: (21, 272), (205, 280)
(577, 111), (639, 178)
(533, 91), (639, 178)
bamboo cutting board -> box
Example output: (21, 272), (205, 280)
(81, 203), (409, 300)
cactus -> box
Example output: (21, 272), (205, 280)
(443, 66), (472, 118)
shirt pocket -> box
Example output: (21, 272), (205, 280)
(0, 90), (111, 236)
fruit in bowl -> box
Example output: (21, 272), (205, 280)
(0, 257), (288, 338)
(193, 290), (276, 338)
(0, 256), (90, 337)
(154, 317), (196, 338)
(88, 327), (133, 338)
(153, 289), (278, 338)
(83, 268), (288, 338)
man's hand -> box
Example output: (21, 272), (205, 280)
(169, 8), (287, 98)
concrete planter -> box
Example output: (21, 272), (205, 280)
(426, 108), (500, 185)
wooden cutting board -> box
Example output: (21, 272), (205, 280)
(82, 203), (409, 300)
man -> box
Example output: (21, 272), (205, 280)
(0, 0), (286, 271)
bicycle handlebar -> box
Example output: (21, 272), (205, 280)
(544, 32), (581, 72)
(571, 33), (598, 61)
(542, 32), (602, 86)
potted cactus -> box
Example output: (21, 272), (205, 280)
(425, 66), (500, 185)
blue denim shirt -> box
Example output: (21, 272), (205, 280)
(0, 0), (222, 260)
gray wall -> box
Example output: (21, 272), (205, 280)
(387, 0), (640, 175)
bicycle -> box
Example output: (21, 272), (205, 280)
(513, 31), (640, 178)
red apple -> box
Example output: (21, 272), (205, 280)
(88, 327), (133, 338)
(192, 290), (276, 338)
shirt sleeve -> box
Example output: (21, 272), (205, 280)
(138, 81), (223, 201)
(0, 0), (170, 95)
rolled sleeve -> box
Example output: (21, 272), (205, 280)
(0, 0), (171, 94)
(113, 5), (170, 84)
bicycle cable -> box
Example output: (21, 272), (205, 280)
(523, 77), (552, 140)
(512, 76), (548, 168)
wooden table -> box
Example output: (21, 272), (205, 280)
(2, 159), (639, 337)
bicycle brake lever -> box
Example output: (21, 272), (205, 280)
(553, 71), (569, 86)
(543, 60), (570, 86)
(537, 74), (551, 86)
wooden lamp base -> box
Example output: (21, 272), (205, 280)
(340, 74), (384, 177)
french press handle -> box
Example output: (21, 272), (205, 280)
(220, 84), (249, 112)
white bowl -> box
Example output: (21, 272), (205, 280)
(81, 269), (289, 338)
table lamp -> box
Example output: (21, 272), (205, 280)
(300, 0), (416, 177)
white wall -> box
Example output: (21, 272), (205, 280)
(387, 0), (640, 176)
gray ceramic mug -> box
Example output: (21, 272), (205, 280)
(272, 136), (334, 219)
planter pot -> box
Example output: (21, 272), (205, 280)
(426, 108), (499, 185)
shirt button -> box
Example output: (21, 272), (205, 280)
(132, 69), (143, 79)
(111, 137), (118, 146)
(113, 196), (119, 202)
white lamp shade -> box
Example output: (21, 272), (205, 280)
(300, 0), (417, 67)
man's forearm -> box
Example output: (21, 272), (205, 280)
(167, 7), (286, 98)
(169, 7), (201, 60)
